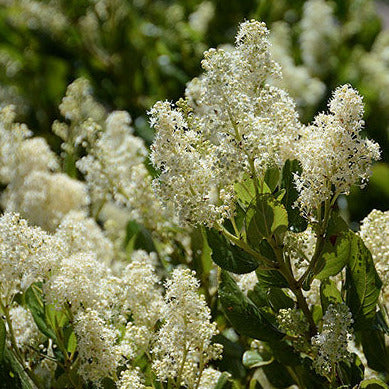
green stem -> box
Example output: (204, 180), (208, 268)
(272, 245), (317, 337)
(0, 300), (43, 388)
(216, 224), (278, 268)
(229, 216), (240, 236)
(298, 198), (332, 287)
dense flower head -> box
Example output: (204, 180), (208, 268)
(311, 303), (353, 376)
(55, 210), (114, 264)
(0, 212), (64, 303)
(150, 20), (301, 226)
(295, 85), (380, 219)
(2, 171), (89, 231)
(300, 0), (338, 76)
(0, 105), (31, 183)
(44, 252), (117, 314)
(269, 21), (325, 112)
(77, 110), (174, 233)
(59, 77), (105, 126)
(74, 308), (121, 386)
(359, 209), (389, 295)
(119, 250), (163, 327)
(9, 305), (40, 352)
(117, 367), (145, 389)
(152, 268), (222, 387)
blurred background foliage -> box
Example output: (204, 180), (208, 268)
(0, 0), (388, 225)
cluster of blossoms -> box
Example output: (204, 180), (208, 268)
(0, 105), (89, 231)
(150, 20), (380, 227)
(300, 0), (339, 77)
(311, 304), (354, 376)
(150, 20), (301, 227)
(152, 269), (223, 387)
(295, 85), (380, 220)
(359, 209), (389, 305)
(0, 211), (222, 387)
(269, 21), (325, 113)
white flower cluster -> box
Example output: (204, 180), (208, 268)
(359, 209), (389, 301)
(0, 212), (64, 304)
(117, 367), (145, 389)
(269, 21), (325, 112)
(295, 85), (380, 219)
(152, 268), (222, 387)
(0, 107), (90, 231)
(9, 305), (40, 352)
(55, 85), (179, 234)
(55, 210), (114, 264)
(150, 20), (301, 226)
(56, 78), (105, 145)
(277, 308), (310, 352)
(311, 303), (353, 376)
(300, 0), (339, 76)
(0, 105), (31, 183)
(0, 211), (222, 387)
(74, 308), (121, 384)
(76, 110), (169, 230)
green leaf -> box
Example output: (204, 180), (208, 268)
(359, 378), (389, 388)
(256, 268), (289, 289)
(64, 327), (77, 354)
(247, 283), (268, 308)
(234, 173), (257, 208)
(267, 339), (300, 366)
(242, 350), (273, 368)
(280, 160), (307, 232)
(214, 372), (232, 389)
(337, 355), (364, 388)
(262, 361), (295, 388)
(191, 228), (213, 276)
(264, 166), (280, 192)
(206, 229), (258, 274)
(315, 214), (350, 280)
(219, 271), (283, 341)
(246, 194), (288, 245)
(345, 233), (382, 329)
(320, 279), (342, 313)
(315, 231), (351, 280)
(125, 221), (156, 254)
(25, 285), (56, 340)
(360, 329), (389, 373)
(2, 348), (34, 389)
(0, 318), (5, 362)
(266, 288), (294, 312)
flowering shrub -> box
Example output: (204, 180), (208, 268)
(0, 17), (388, 389)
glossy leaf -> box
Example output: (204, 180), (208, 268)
(242, 350), (273, 368)
(359, 378), (389, 388)
(246, 194), (288, 245)
(267, 288), (294, 312)
(320, 279), (342, 313)
(360, 329), (389, 373)
(264, 166), (280, 192)
(315, 214), (350, 280)
(219, 271), (283, 341)
(25, 285), (56, 340)
(280, 160), (307, 232)
(345, 233), (382, 329)
(207, 229), (258, 274)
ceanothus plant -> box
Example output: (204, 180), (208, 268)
(150, 20), (388, 388)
